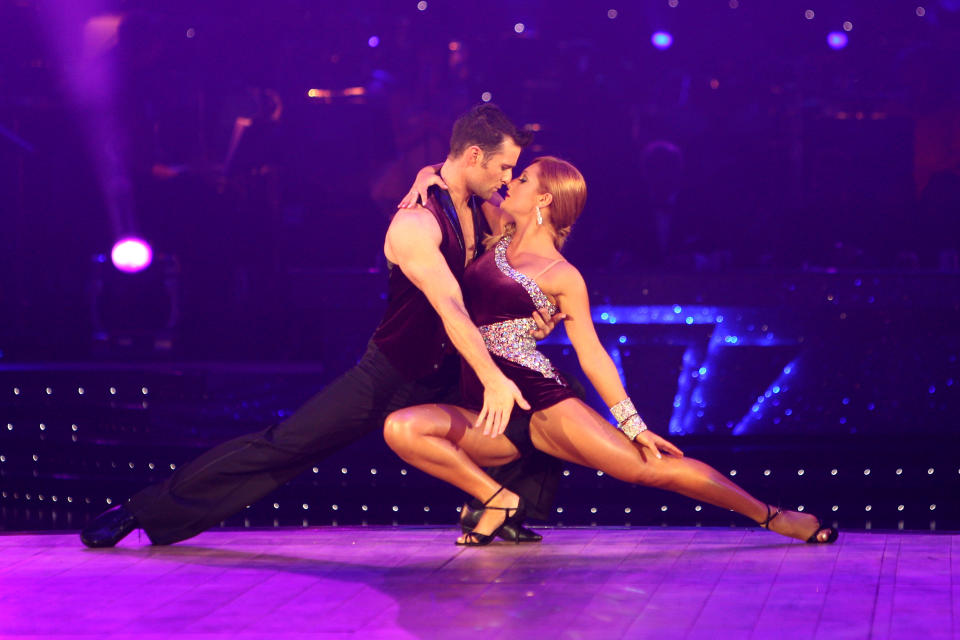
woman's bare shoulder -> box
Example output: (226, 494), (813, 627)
(539, 258), (586, 297)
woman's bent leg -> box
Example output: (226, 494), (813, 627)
(531, 399), (832, 542)
(384, 404), (524, 540)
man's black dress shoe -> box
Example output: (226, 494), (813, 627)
(460, 502), (543, 543)
(80, 504), (139, 548)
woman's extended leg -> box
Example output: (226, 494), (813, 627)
(531, 399), (834, 542)
(384, 404), (524, 542)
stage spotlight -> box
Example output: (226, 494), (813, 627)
(651, 31), (673, 50)
(111, 238), (153, 273)
(368, 36), (380, 48)
(92, 248), (179, 355)
(827, 31), (848, 50)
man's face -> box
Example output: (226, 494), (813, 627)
(466, 139), (522, 200)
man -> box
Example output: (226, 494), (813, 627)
(81, 103), (560, 547)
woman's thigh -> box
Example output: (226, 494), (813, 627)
(390, 404), (523, 468)
(530, 399), (667, 484)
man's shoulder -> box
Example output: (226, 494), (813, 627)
(389, 207), (443, 240)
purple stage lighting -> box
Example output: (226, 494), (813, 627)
(111, 238), (153, 273)
(651, 31), (673, 50)
(368, 35), (380, 48)
(827, 31), (848, 49)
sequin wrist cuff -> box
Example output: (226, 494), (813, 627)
(610, 398), (637, 425)
(619, 414), (648, 441)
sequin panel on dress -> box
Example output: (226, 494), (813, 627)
(494, 235), (558, 315)
(479, 318), (565, 384)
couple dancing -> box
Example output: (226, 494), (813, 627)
(81, 104), (836, 549)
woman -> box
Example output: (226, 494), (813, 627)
(384, 157), (837, 546)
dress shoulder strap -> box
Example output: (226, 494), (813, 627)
(532, 258), (566, 280)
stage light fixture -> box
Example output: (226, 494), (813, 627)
(651, 31), (673, 50)
(827, 31), (848, 49)
(111, 237), (152, 273)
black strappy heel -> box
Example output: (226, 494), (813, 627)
(803, 516), (839, 544)
(457, 487), (525, 547)
(760, 505), (839, 544)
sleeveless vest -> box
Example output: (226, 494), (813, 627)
(372, 185), (489, 380)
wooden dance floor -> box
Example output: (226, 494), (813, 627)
(1, 527), (955, 639)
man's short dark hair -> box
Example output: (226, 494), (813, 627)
(449, 103), (533, 159)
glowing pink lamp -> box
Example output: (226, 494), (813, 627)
(111, 237), (153, 273)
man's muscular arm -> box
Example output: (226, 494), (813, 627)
(384, 208), (530, 436)
(399, 165), (566, 337)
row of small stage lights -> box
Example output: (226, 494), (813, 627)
(11, 386), (150, 396)
(1, 496), (943, 534)
(2, 444), (956, 483)
(0, 488), (941, 518)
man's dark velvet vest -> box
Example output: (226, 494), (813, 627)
(372, 185), (489, 380)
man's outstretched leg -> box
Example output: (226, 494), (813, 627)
(81, 342), (435, 547)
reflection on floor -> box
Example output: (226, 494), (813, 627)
(1, 526), (955, 639)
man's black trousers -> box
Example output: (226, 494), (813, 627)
(127, 341), (558, 544)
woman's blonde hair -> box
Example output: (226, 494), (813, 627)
(484, 156), (587, 251)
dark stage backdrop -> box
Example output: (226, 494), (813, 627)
(2, 0), (959, 441)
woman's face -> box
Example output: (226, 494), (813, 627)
(502, 162), (545, 217)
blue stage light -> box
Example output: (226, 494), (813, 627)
(827, 31), (848, 50)
(651, 31), (673, 50)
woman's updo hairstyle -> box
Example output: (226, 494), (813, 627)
(530, 156), (586, 250)
(483, 156), (587, 251)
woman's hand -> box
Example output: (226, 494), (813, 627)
(634, 429), (684, 460)
(398, 166), (448, 209)
(530, 308), (566, 340)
